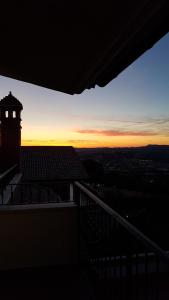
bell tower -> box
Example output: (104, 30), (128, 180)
(0, 92), (23, 172)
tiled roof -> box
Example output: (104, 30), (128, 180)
(21, 146), (87, 181)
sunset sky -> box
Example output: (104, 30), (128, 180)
(0, 33), (169, 148)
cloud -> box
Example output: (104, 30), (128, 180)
(152, 117), (169, 124)
(22, 139), (58, 143)
(65, 114), (169, 124)
(22, 139), (65, 145)
(68, 139), (97, 143)
(76, 129), (158, 137)
(22, 139), (99, 146)
(64, 114), (169, 133)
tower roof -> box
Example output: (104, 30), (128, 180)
(0, 92), (23, 109)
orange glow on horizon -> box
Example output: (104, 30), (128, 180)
(22, 134), (169, 148)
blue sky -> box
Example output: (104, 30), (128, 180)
(0, 32), (169, 147)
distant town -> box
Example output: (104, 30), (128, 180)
(77, 145), (169, 248)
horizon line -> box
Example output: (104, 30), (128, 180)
(21, 144), (169, 149)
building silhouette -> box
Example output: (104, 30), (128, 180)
(0, 92), (23, 172)
(0, 92), (86, 204)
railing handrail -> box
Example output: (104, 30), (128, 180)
(75, 181), (169, 262)
(0, 164), (18, 181)
(0, 180), (73, 186)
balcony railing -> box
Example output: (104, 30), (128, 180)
(0, 164), (18, 185)
(0, 178), (169, 298)
(0, 181), (74, 205)
(74, 181), (169, 300)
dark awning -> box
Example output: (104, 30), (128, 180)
(0, 1), (168, 94)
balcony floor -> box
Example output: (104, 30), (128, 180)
(0, 265), (94, 300)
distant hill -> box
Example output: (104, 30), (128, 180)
(76, 145), (169, 162)
(134, 145), (169, 161)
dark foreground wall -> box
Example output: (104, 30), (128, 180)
(0, 203), (78, 270)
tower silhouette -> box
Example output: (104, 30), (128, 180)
(0, 92), (23, 172)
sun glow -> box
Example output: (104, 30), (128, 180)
(21, 134), (169, 148)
